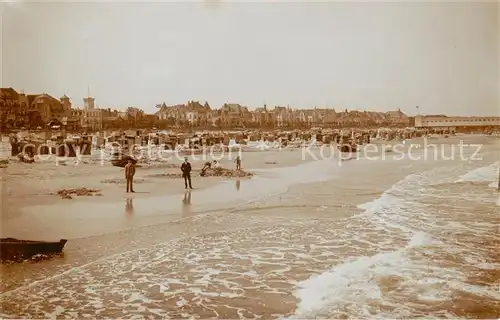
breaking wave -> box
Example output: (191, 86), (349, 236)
(291, 164), (500, 318)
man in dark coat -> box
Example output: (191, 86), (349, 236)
(181, 157), (193, 189)
(235, 156), (242, 170)
(124, 159), (136, 192)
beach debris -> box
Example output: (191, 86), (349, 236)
(140, 163), (179, 169)
(100, 178), (146, 184)
(200, 167), (254, 178)
(264, 161), (277, 164)
(16, 152), (35, 164)
(55, 188), (101, 199)
(0, 159), (8, 168)
(145, 168), (254, 179)
(30, 253), (51, 262)
(145, 173), (183, 178)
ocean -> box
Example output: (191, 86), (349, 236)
(1, 135), (499, 318)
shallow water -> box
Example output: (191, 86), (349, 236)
(1, 136), (499, 318)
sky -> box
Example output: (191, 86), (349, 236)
(1, 1), (498, 116)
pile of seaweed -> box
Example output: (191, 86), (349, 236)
(0, 159), (8, 168)
(201, 167), (254, 178)
(16, 153), (34, 164)
(101, 178), (146, 184)
(146, 168), (254, 179)
(139, 163), (179, 169)
(145, 173), (182, 178)
(55, 188), (102, 199)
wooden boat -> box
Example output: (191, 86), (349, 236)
(0, 238), (67, 262)
(110, 154), (138, 167)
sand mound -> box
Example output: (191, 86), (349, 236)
(55, 188), (101, 199)
(201, 167), (254, 178)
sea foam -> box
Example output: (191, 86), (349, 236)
(291, 163), (500, 318)
(455, 161), (499, 183)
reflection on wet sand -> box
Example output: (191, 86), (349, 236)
(183, 191), (192, 206)
(236, 179), (241, 191)
(182, 191), (192, 216)
(125, 198), (134, 215)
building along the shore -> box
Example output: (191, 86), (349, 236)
(414, 115), (500, 132)
(1, 87), (73, 129)
(153, 99), (416, 129)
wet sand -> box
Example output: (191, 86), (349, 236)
(0, 147), (320, 239)
(1, 136), (499, 318)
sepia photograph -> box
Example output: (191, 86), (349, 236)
(0, 0), (499, 318)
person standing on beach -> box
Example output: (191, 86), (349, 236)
(124, 159), (136, 193)
(235, 156), (241, 170)
(181, 157), (193, 189)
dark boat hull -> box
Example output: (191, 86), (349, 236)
(111, 159), (128, 167)
(111, 155), (137, 167)
(0, 238), (67, 262)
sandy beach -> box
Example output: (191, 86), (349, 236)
(1, 135), (499, 318)
(1, 144), (321, 239)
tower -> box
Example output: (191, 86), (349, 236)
(83, 96), (95, 109)
(60, 94), (72, 110)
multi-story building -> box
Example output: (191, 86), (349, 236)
(385, 109), (410, 126)
(240, 106), (253, 126)
(365, 111), (387, 125)
(155, 102), (169, 121)
(184, 101), (210, 127)
(102, 108), (121, 121)
(60, 95), (70, 109)
(295, 109), (307, 125)
(415, 115), (500, 131)
(211, 109), (221, 127)
(0, 87), (22, 128)
(284, 106), (298, 127)
(126, 107), (145, 122)
(1, 88), (87, 130)
(196, 102), (212, 127)
(65, 108), (83, 131)
(31, 93), (66, 123)
(318, 109), (338, 127)
(81, 96), (103, 131)
(304, 109), (317, 127)
(156, 101), (212, 127)
(251, 105), (273, 127)
(220, 103), (246, 127)
(273, 106), (288, 127)
(57, 95), (82, 131)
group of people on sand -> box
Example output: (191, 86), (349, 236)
(124, 156), (242, 193)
